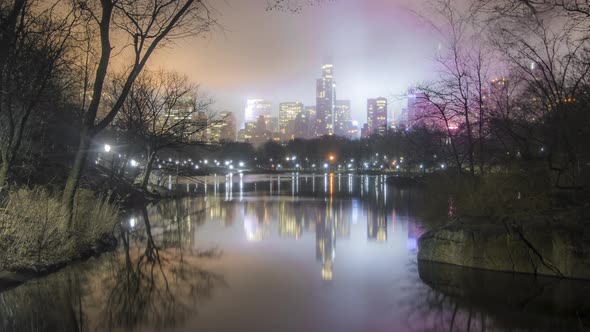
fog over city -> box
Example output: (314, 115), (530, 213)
(149, 0), (440, 125)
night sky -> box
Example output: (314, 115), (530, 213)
(149, 0), (440, 126)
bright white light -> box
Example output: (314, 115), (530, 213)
(195, 165), (200, 170)
(130, 159), (138, 167)
(441, 164), (446, 169)
(239, 162), (245, 167)
(420, 164), (424, 169)
(225, 161), (230, 166)
(292, 156), (297, 160)
(129, 217), (136, 228)
(396, 165), (400, 170)
(204, 159), (208, 164)
(323, 163), (329, 169)
(104, 144), (111, 153)
(295, 164), (300, 168)
(229, 165), (234, 170)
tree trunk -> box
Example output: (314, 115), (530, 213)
(62, 133), (91, 228)
(464, 110), (476, 176)
(0, 160), (9, 192)
(140, 151), (156, 190)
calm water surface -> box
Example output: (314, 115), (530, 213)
(1, 174), (589, 332)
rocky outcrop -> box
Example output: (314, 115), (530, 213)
(418, 217), (590, 279)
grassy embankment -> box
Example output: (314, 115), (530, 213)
(0, 188), (119, 273)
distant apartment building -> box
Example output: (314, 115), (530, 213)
(334, 100), (351, 137)
(279, 102), (304, 139)
(367, 97), (388, 136)
(207, 111), (236, 143)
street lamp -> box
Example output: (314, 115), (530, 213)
(104, 144), (111, 153)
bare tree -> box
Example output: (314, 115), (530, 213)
(61, 0), (217, 226)
(478, 0), (590, 190)
(266, 0), (332, 13)
(414, 0), (493, 175)
(113, 70), (216, 190)
(412, 83), (464, 172)
(0, 1), (77, 190)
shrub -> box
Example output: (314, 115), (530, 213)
(422, 170), (553, 220)
(0, 187), (119, 271)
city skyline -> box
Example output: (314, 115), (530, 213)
(147, 0), (439, 126)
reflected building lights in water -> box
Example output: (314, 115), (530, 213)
(239, 173), (244, 201)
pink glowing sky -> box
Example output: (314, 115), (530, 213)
(149, 0), (441, 126)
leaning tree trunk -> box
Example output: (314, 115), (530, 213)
(0, 160), (9, 192)
(62, 133), (91, 229)
(140, 151), (157, 190)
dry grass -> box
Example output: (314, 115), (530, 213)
(0, 187), (120, 272)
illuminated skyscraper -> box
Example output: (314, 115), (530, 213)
(279, 102), (304, 138)
(315, 62), (336, 136)
(244, 99), (272, 125)
(334, 100), (351, 136)
(367, 97), (388, 136)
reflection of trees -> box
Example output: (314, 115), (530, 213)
(0, 200), (224, 332)
(403, 261), (590, 332)
(0, 273), (85, 332)
(98, 205), (225, 331)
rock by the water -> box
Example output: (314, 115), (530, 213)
(418, 217), (590, 279)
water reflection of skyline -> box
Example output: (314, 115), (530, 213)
(201, 174), (427, 280)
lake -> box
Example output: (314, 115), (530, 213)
(1, 174), (589, 332)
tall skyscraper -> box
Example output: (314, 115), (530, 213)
(316, 62), (336, 136)
(367, 97), (388, 136)
(334, 100), (351, 136)
(279, 102), (304, 137)
(244, 99), (272, 125)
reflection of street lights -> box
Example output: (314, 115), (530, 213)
(175, 160), (180, 185)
